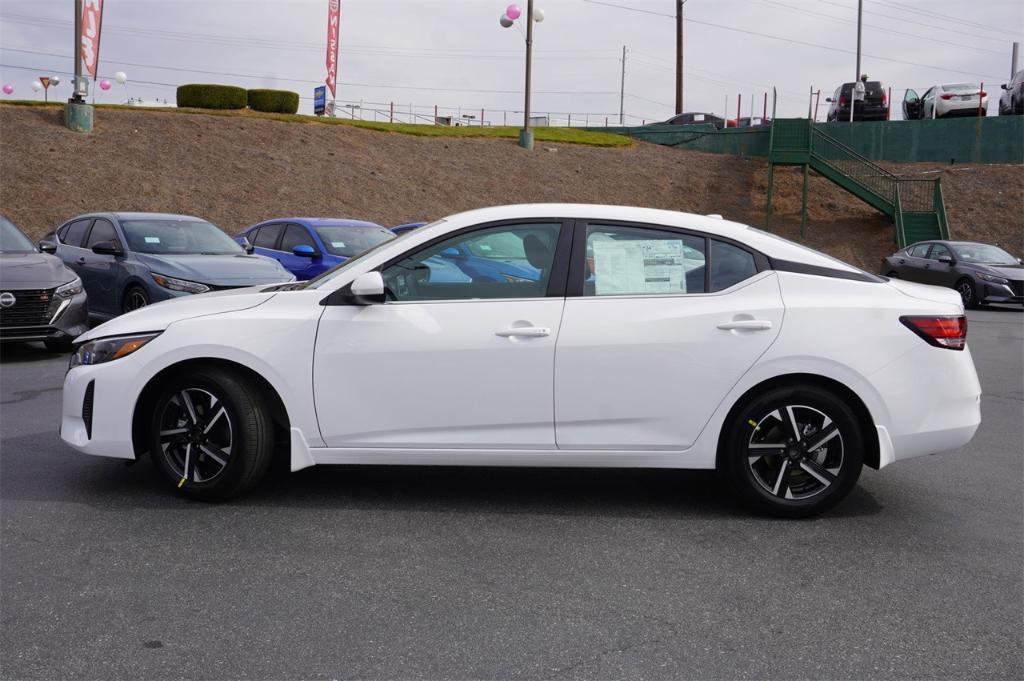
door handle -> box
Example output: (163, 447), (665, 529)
(898, 259), (905, 264)
(76, 257), (86, 263)
(495, 326), (550, 338)
(923, 264), (930, 269)
(717, 320), (773, 331)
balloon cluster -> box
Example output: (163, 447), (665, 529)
(499, 3), (544, 28)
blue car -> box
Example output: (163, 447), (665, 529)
(46, 212), (294, 320)
(390, 222), (539, 284)
(236, 218), (397, 280)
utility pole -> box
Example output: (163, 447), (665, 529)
(676, 0), (685, 114)
(850, 0), (862, 123)
(72, 0), (84, 102)
(1012, 42), (1020, 77)
(619, 45), (626, 125)
(520, 0), (535, 149)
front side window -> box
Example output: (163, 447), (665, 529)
(382, 223), (562, 302)
(86, 219), (120, 248)
(928, 244), (952, 261)
(280, 224), (315, 253)
(120, 219), (243, 255)
(584, 224), (706, 296)
(0, 217), (35, 253)
(315, 225), (395, 257)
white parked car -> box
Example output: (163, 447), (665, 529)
(919, 83), (988, 119)
(60, 205), (981, 517)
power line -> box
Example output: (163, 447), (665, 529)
(816, 0), (1010, 44)
(583, 0), (1006, 80)
(872, 0), (1022, 38)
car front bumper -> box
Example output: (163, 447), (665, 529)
(979, 279), (1024, 305)
(0, 290), (89, 344)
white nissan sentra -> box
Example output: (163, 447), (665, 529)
(60, 205), (981, 517)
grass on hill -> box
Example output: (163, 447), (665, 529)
(0, 100), (632, 147)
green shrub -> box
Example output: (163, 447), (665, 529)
(246, 89), (300, 114)
(176, 84), (247, 110)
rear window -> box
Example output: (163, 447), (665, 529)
(842, 82), (884, 97)
(944, 83), (979, 93)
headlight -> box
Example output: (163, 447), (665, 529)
(976, 272), (1010, 285)
(69, 333), (161, 369)
(151, 273), (210, 294)
(55, 277), (83, 298)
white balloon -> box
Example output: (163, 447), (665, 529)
(499, 14), (513, 28)
(533, 7), (545, 21)
(114, 71), (128, 84)
(31, 80), (42, 92)
(50, 76), (61, 86)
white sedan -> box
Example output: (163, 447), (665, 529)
(922, 83), (988, 118)
(60, 205), (981, 517)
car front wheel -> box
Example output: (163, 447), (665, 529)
(123, 285), (150, 313)
(956, 278), (978, 309)
(721, 384), (864, 518)
(148, 367), (274, 501)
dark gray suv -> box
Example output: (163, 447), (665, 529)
(0, 216), (89, 351)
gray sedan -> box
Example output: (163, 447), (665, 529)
(880, 240), (1024, 308)
(44, 212), (294, 321)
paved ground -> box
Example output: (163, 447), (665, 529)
(1, 306), (1021, 680)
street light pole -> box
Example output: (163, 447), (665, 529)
(676, 0), (685, 114)
(619, 45), (626, 125)
(850, 0), (862, 123)
(520, 0), (535, 149)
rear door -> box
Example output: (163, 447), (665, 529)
(899, 243), (933, 282)
(921, 243), (956, 287)
(553, 221), (783, 451)
(251, 222), (284, 261)
(56, 218), (94, 278)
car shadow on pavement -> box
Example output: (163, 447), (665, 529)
(0, 342), (69, 364)
(1, 431), (885, 520)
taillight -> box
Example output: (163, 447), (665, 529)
(881, 91), (888, 104)
(940, 93), (955, 100)
(839, 95), (847, 106)
(900, 315), (967, 350)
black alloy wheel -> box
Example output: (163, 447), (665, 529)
(123, 285), (150, 313)
(149, 367), (274, 500)
(722, 384), (864, 518)
(955, 278), (977, 309)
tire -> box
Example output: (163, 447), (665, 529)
(955, 278), (979, 309)
(44, 337), (74, 353)
(887, 271), (898, 278)
(123, 285), (150, 314)
(148, 366), (274, 501)
(720, 384), (864, 518)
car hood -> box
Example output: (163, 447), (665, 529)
(888, 278), (963, 307)
(0, 252), (77, 289)
(982, 264), (1024, 280)
(134, 253), (294, 286)
(76, 286), (277, 343)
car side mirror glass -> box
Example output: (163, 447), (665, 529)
(293, 244), (317, 258)
(38, 241), (57, 254)
(91, 240), (123, 256)
(240, 236), (255, 254)
(938, 256), (954, 265)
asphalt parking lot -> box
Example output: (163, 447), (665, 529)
(1, 306), (1021, 681)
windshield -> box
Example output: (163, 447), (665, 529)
(303, 219), (446, 290)
(121, 219), (243, 255)
(953, 243), (1017, 265)
(0, 216), (36, 253)
(315, 225), (395, 257)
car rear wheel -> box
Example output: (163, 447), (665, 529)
(123, 285), (150, 313)
(148, 367), (274, 501)
(721, 384), (864, 518)
(955, 278), (978, 308)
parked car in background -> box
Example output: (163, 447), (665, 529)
(659, 112), (727, 129)
(47, 212), (294, 320)
(826, 81), (889, 121)
(0, 216), (88, 351)
(60, 204), (981, 518)
(390, 222), (428, 235)
(733, 116), (771, 128)
(881, 240), (1023, 308)
(906, 84), (988, 119)
(998, 70), (1024, 115)
(236, 218), (396, 280)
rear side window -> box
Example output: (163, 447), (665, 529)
(62, 219), (92, 247)
(254, 223), (282, 249)
(584, 224), (707, 296)
(86, 219), (119, 248)
(280, 224), (315, 252)
(709, 239), (757, 292)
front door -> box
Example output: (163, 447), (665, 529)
(903, 89), (922, 119)
(79, 218), (124, 317)
(277, 224), (323, 281)
(313, 220), (571, 449)
(554, 222), (784, 450)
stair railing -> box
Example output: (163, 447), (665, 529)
(894, 183), (907, 248)
(933, 178), (951, 239)
(810, 128), (897, 207)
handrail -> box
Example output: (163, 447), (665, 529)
(933, 178), (951, 239)
(811, 128), (897, 179)
(894, 183), (907, 248)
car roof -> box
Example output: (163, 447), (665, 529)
(250, 218), (384, 229)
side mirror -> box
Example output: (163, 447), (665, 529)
(91, 240), (123, 256)
(440, 246), (461, 259)
(826, 97), (833, 103)
(938, 256), (954, 265)
(320, 271), (386, 306)
(38, 241), (57, 254)
(240, 236), (255, 254)
(1002, 84), (1009, 90)
(293, 244), (318, 258)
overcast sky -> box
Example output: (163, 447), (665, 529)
(1, 0), (1021, 123)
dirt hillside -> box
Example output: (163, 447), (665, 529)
(1, 105), (1021, 271)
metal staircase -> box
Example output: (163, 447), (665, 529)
(766, 119), (949, 247)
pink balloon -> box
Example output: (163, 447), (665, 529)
(505, 4), (521, 20)
(1, 84), (12, 95)
(99, 79), (112, 91)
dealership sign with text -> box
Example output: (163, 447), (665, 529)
(80, 0), (105, 79)
(325, 0), (340, 98)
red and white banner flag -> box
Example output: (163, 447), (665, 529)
(325, 0), (340, 98)
(80, 0), (105, 80)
